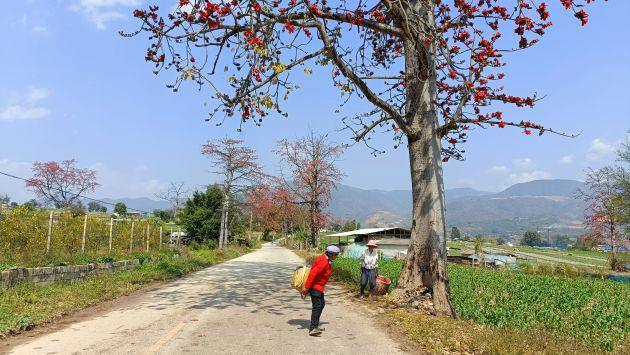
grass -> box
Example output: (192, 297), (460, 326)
(331, 257), (630, 352)
(0, 246), (250, 336)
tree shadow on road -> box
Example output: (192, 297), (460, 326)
(137, 260), (309, 316)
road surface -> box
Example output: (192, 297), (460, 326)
(6, 244), (405, 355)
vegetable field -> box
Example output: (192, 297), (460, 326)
(332, 257), (630, 351)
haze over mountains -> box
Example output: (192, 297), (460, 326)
(101, 179), (587, 238)
(328, 179), (587, 237)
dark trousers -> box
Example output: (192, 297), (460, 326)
(360, 267), (377, 295)
(309, 290), (325, 331)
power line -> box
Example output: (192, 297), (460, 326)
(0, 170), (151, 214)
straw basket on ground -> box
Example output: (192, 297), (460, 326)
(374, 275), (391, 296)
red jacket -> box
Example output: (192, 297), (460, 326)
(304, 254), (331, 292)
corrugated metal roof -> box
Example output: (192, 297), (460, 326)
(327, 227), (405, 238)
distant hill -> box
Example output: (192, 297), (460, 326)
(328, 179), (586, 238)
(495, 179), (584, 197)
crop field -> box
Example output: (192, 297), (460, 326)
(332, 257), (630, 351)
(447, 241), (611, 268)
(0, 206), (170, 270)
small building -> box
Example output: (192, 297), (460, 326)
(327, 227), (411, 259)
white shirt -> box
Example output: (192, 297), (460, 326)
(360, 249), (378, 269)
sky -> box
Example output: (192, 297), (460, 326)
(1, 0), (629, 203)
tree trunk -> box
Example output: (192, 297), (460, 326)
(219, 197), (229, 249)
(309, 205), (317, 248)
(396, 10), (455, 316)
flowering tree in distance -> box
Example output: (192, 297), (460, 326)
(128, 0), (602, 316)
(26, 160), (99, 208)
(202, 138), (264, 248)
(275, 133), (345, 247)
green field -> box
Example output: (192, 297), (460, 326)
(332, 257), (630, 351)
(447, 241), (611, 268)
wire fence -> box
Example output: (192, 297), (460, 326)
(0, 205), (177, 268)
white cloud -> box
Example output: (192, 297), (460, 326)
(587, 138), (617, 162)
(0, 106), (50, 122)
(31, 25), (48, 34)
(0, 87), (51, 122)
(71, 0), (140, 30)
(489, 165), (509, 173)
(512, 158), (534, 169)
(560, 155), (574, 164)
(25, 87), (50, 104)
(507, 170), (552, 185)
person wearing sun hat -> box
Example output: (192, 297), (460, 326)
(359, 240), (379, 298)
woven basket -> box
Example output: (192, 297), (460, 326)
(374, 275), (391, 296)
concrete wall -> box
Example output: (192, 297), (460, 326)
(0, 259), (140, 288)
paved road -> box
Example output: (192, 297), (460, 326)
(7, 244), (405, 355)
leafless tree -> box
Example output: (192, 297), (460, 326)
(202, 138), (265, 248)
(155, 181), (188, 219)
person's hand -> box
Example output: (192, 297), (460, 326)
(301, 288), (309, 296)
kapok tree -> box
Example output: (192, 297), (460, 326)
(202, 138), (264, 248)
(275, 132), (345, 247)
(127, 0), (601, 316)
(26, 160), (99, 208)
(248, 182), (301, 237)
(579, 167), (625, 270)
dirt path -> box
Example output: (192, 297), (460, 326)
(5, 244), (406, 355)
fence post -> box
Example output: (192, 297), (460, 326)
(177, 226), (181, 247)
(81, 214), (88, 254)
(46, 211), (53, 254)
(108, 218), (113, 254)
(146, 223), (150, 252)
(159, 226), (163, 250)
(129, 221), (135, 253)
(170, 227), (173, 249)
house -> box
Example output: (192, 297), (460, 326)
(327, 227), (411, 259)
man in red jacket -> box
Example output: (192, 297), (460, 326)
(302, 245), (340, 336)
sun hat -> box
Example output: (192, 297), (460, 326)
(326, 245), (341, 255)
(366, 240), (378, 247)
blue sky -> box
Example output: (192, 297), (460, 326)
(1, 0), (628, 202)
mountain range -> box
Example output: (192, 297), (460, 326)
(98, 179), (587, 238)
(328, 179), (587, 237)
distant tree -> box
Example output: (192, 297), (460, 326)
(202, 138), (264, 248)
(69, 201), (86, 217)
(578, 166), (625, 268)
(522, 231), (541, 247)
(575, 235), (597, 251)
(25, 159), (99, 208)
(88, 201), (107, 213)
(0, 194), (9, 205)
(342, 219), (360, 232)
(180, 185), (223, 244)
(114, 203), (127, 216)
(155, 181), (188, 220)
(450, 227), (462, 240)
(22, 199), (41, 210)
(614, 134), (629, 234)
(496, 237), (506, 246)
(276, 132), (345, 247)
(153, 209), (174, 222)
(9, 202), (18, 207)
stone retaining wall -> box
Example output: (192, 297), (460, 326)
(0, 259), (140, 288)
